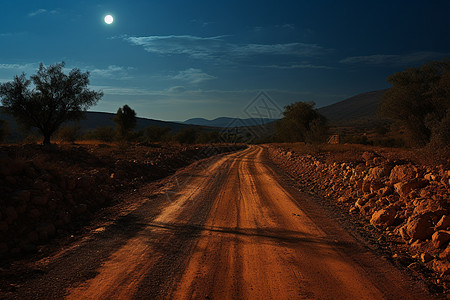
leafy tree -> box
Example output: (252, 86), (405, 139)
(380, 59), (450, 146)
(0, 119), (9, 143)
(113, 104), (136, 140)
(0, 62), (103, 144)
(276, 101), (328, 143)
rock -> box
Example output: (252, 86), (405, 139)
(436, 215), (450, 230)
(439, 245), (450, 260)
(5, 176), (17, 185)
(421, 252), (433, 263)
(32, 194), (49, 206)
(349, 206), (359, 213)
(370, 207), (396, 229)
(432, 231), (450, 249)
(394, 178), (428, 198)
(413, 201), (445, 217)
(370, 181), (385, 193)
(433, 260), (450, 276)
(337, 195), (352, 203)
(362, 151), (379, 164)
(378, 186), (393, 197)
(424, 173), (437, 181)
(27, 208), (41, 219)
(0, 221), (8, 232)
(390, 164), (417, 184)
(355, 198), (367, 209)
(407, 262), (421, 272)
(5, 206), (18, 224)
(368, 164), (393, 180)
(12, 190), (31, 204)
(406, 215), (434, 241)
(362, 180), (371, 193)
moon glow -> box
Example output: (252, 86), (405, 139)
(104, 15), (114, 24)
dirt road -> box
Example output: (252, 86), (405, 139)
(2, 146), (433, 299)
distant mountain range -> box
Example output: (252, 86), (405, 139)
(0, 89), (387, 142)
(182, 89), (386, 128)
(182, 117), (279, 128)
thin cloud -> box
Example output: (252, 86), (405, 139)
(261, 64), (333, 70)
(340, 51), (449, 65)
(168, 86), (187, 93)
(0, 62), (133, 81)
(276, 23), (295, 30)
(89, 65), (133, 80)
(0, 63), (39, 72)
(172, 68), (216, 84)
(124, 35), (327, 61)
(28, 9), (58, 17)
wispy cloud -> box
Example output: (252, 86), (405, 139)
(0, 63), (39, 71)
(125, 35), (228, 60)
(89, 65), (134, 80)
(172, 68), (216, 84)
(124, 35), (327, 61)
(28, 9), (58, 17)
(260, 64), (333, 70)
(0, 62), (133, 81)
(340, 51), (449, 65)
(167, 86), (187, 93)
(276, 23), (295, 30)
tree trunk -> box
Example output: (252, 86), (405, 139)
(43, 134), (51, 145)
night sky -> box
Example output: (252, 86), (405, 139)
(1, 0), (449, 121)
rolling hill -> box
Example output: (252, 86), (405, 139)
(0, 110), (210, 142)
(318, 90), (386, 126)
(183, 117), (279, 128)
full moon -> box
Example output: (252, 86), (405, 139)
(104, 15), (114, 24)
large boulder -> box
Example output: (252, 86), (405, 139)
(432, 231), (450, 249)
(367, 163), (394, 181)
(439, 244), (450, 260)
(389, 164), (418, 184)
(393, 178), (428, 198)
(405, 215), (434, 241)
(435, 215), (450, 230)
(370, 207), (396, 229)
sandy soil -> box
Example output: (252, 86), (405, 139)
(0, 146), (434, 299)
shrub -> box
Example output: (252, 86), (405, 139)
(84, 126), (116, 142)
(57, 125), (81, 143)
(174, 128), (198, 144)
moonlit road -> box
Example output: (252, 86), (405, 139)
(5, 146), (431, 299)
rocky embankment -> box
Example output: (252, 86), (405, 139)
(267, 145), (450, 283)
(0, 143), (245, 261)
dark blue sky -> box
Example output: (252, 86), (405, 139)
(1, 0), (449, 121)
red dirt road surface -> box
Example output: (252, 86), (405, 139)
(2, 146), (433, 299)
